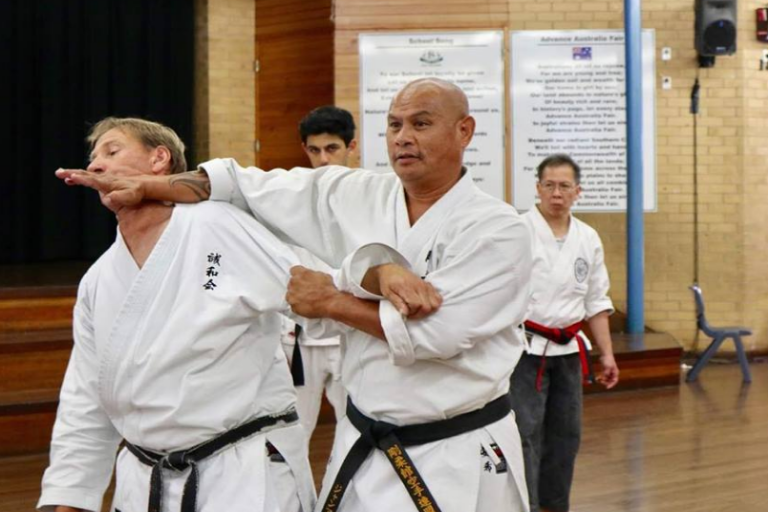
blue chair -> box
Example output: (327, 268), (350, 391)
(686, 285), (752, 383)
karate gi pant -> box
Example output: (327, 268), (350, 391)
(282, 342), (346, 437)
(316, 413), (529, 512)
(111, 424), (316, 512)
(509, 353), (582, 512)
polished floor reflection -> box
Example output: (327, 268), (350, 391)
(1, 362), (765, 512)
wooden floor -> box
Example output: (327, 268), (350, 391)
(1, 362), (766, 512)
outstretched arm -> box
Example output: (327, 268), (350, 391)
(55, 168), (211, 208)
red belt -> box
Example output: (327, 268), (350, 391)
(523, 319), (595, 391)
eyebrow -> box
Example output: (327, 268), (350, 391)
(388, 110), (432, 119)
(307, 143), (341, 150)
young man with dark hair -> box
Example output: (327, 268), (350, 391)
(281, 106), (358, 442)
(510, 153), (620, 512)
(298, 106), (357, 168)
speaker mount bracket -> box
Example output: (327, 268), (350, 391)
(698, 54), (716, 67)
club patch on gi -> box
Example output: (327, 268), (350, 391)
(574, 257), (589, 283)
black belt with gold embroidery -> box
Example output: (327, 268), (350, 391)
(321, 395), (512, 512)
(124, 409), (299, 512)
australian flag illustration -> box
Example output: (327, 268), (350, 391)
(572, 47), (592, 60)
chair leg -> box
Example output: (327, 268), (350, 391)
(686, 335), (725, 382)
(732, 335), (752, 383)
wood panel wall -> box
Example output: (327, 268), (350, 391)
(255, 0), (335, 170)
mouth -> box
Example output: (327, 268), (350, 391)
(394, 153), (420, 164)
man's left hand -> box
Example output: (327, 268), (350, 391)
(286, 266), (340, 319)
(597, 353), (619, 389)
(371, 264), (442, 320)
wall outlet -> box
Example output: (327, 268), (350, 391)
(661, 76), (672, 90)
(661, 47), (672, 61)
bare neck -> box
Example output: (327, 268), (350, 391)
(404, 171), (462, 225)
(537, 204), (571, 239)
(117, 203), (174, 268)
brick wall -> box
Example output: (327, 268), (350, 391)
(740, 0), (768, 353)
(194, 0), (256, 167)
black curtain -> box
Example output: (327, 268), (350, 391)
(0, 0), (194, 264)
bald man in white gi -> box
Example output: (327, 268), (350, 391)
(509, 154), (619, 512)
(41, 118), (316, 512)
(57, 79), (534, 512)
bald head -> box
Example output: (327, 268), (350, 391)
(386, 78), (476, 193)
(391, 78), (470, 121)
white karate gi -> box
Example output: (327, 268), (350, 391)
(280, 246), (346, 438)
(38, 202), (316, 512)
(202, 159), (533, 512)
(523, 206), (614, 356)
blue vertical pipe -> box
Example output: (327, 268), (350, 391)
(625, 0), (644, 333)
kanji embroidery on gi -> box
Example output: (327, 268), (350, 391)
(203, 252), (222, 290)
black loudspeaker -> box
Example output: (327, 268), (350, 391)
(695, 0), (738, 56)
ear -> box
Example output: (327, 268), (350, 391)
(347, 139), (358, 152)
(301, 142), (311, 156)
(457, 116), (476, 149)
(150, 146), (173, 175)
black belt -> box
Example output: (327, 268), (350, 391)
(124, 409), (299, 512)
(291, 324), (305, 386)
(321, 394), (512, 512)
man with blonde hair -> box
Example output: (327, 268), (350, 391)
(40, 117), (316, 512)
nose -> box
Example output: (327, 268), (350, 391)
(394, 124), (414, 147)
(86, 158), (105, 174)
(318, 151), (331, 166)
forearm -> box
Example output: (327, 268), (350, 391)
(327, 292), (386, 341)
(587, 310), (613, 356)
(144, 169), (211, 203)
(54, 507), (83, 512)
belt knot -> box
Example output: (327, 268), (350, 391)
(162, 451), (192, 471)
(361, 420), (397, 449)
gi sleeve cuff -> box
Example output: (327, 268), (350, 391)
(38, 487), (104, 512)
(585, 299), (615, 320)
(199, 158), (235, 202)
(381, 300), (416, 366)
(337, 243), (411, 300)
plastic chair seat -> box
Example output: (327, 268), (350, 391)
(706, 326), (752, 336)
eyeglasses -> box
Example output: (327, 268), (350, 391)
(539, 181), (577, 193)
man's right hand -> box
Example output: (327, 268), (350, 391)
(56, 168), (146, 209)
(54, 506), (83, 512)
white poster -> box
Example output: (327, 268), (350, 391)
(359, 32), (506, 200)
(511, 30), (657, 212)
